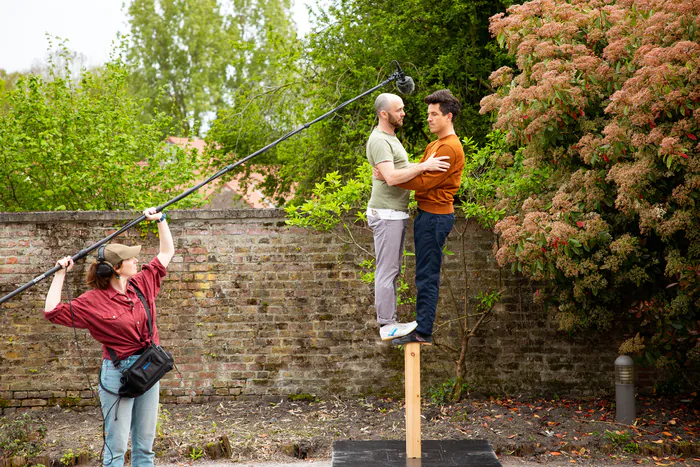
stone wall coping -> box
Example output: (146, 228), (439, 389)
(0, 208), (472, 225)
(0, 209), (288, 224)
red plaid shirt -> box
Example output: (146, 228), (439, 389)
(45, 256), (167, 361)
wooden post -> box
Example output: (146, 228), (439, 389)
(405, 342), (421, 458)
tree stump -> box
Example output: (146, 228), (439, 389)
(219, 435), (232, 458)
(204, 441), (223, 459)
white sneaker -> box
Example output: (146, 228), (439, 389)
(380, 321), (418, 341)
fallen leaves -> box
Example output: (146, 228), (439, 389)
(40, 393), (700, 465)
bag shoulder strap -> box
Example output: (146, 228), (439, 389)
(106, 281), (153, 368)
(130, 282), (153, 337)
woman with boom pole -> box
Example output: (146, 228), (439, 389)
(43, 207), (174, 467)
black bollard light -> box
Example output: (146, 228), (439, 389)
(614, 355), (635, 424)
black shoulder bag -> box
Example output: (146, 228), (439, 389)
(99, 283), (174, 398)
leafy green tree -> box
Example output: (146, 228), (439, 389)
(0, 54), (203, 212)
(481, 0), (700, 380)
(126, 0), (296, 137)
(203, 32), (306, 206)
(206, 0), (517, 202)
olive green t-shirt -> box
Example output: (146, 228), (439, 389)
(366, 128), (410, 212)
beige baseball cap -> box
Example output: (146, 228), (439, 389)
(101, 243), (141, 267)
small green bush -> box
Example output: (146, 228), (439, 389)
(427, 378), (473, 404)
(0, 413), (47, 458)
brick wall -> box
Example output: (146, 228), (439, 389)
(0, 210), (634, 411)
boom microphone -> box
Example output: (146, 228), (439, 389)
(397, 75), (415, 95)
(392, 61), (415, 95)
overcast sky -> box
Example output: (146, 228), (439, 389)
(0, 0), (313, 73)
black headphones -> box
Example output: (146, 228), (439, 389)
(96, 245), (115, 278)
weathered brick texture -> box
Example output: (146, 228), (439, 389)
(0, 210), (634, 411)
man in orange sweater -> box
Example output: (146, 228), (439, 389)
(377, 89), (465, 345)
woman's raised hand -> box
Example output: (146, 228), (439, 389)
(143, 207), (162, 222)
(55, 256), (74, 273)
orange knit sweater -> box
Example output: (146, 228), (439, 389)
(396, 134), (464, 214)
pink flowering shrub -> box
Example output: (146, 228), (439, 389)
(482, 0), (700, 376)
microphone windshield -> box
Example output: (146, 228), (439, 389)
(397, 75), (415, 95)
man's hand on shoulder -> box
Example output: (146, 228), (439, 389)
(419, 152), (450, 173)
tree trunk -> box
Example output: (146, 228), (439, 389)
(450, 334), (470, 403)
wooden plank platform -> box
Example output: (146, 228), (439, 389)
(331, 440), (502, 466)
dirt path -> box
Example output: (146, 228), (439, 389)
(2, 395), (697, 466)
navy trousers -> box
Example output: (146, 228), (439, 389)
(413, 209), (455, 336)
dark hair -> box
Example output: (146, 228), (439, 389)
(86, 260), (122, 290)
(424, 89), (461, 119)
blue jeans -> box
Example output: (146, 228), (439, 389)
(413, 210), (455, 336)
(98, 356), (160, 467)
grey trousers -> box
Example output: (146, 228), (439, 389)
(368, 215), (409, 325)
